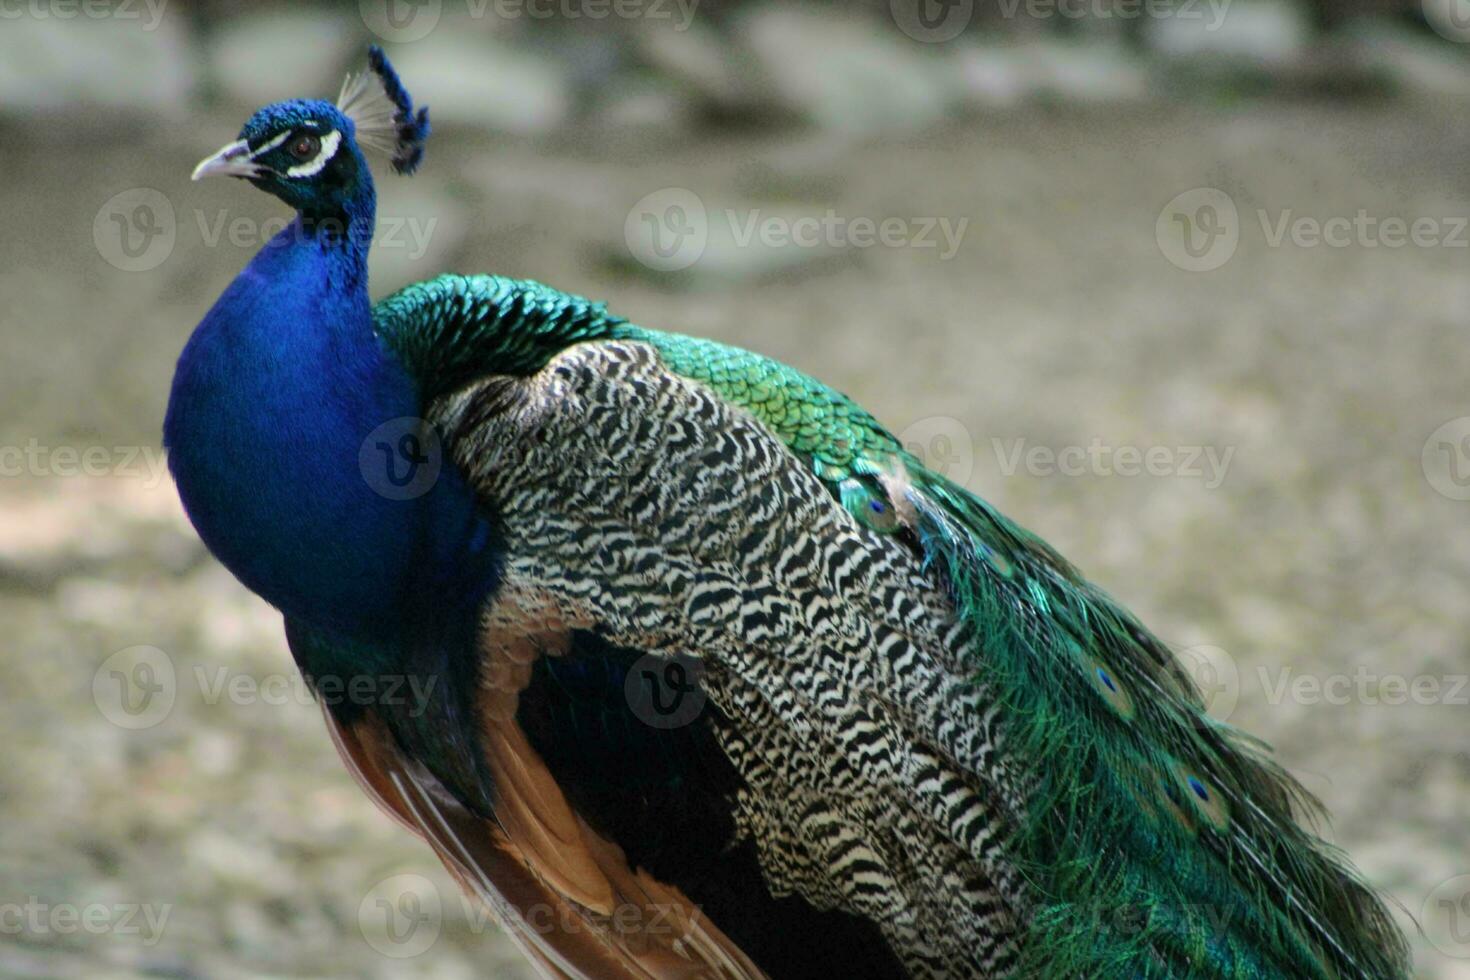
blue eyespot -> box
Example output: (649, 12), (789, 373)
(870, 501), (885, 513)
(1188, 776), (1210, 802)
(1097, 667), (1117, 693)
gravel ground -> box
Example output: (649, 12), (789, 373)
(2, 93), (1469, 978)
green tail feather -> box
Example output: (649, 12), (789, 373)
(614, 317), (1409, 978)
(903, 477), (1409, 978)
(370, 275), (1410, 978)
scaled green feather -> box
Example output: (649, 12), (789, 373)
(374, 274), (625, 401)
(372, 274), (1411, 979)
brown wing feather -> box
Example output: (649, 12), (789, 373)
(318, 581), (767, 980)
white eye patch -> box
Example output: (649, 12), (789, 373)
(248, 130), (292, 158)
(285, 129), (342, 179)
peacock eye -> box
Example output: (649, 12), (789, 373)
(289, 134), (320, 160)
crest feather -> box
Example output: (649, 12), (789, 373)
(337, 45), (431, 175)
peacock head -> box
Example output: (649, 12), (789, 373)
(192, 46), (429, 223)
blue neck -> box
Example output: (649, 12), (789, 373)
(165, 197), (497, 645)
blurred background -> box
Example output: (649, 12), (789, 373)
(3, 0), (1470, 976)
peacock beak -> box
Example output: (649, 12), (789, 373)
(192, 139), (263, 181)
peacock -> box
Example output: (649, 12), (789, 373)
(165, 47), (1410, 979)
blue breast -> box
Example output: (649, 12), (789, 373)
(164, 218), (495, 641)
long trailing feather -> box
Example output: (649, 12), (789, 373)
(895, 473), (1410, 979)
(366, 273), (1412, 978)
(596, 306), (1411, 976)
(599, 312), (1411, 979)
(318, 702), (766, 980)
